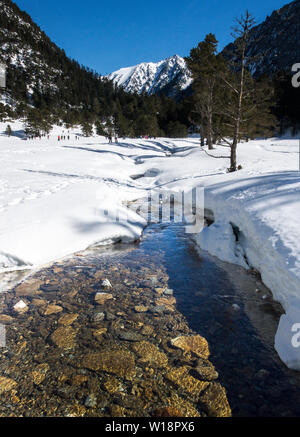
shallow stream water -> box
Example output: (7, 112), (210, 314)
(142, 223), (300, 416)
(0, 221), (300, 417)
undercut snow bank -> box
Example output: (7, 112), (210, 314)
(194, 172), (300, 370)
(195, 221), (248, 269)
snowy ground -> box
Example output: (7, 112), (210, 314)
(0, 120), (300, 370)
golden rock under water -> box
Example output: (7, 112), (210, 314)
(132, 341), (169, 368)
(171, 335), (210, 359)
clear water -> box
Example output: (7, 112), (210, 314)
(1, 221), (300, 417)
(140, 223), (300, 417)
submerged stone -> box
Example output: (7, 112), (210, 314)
(13, 300), (28, 314)
(132, 341), (168, 368)
(50, 326), (77, 349)
(153, 406), (183, 417)
(151, 305), (171, 315)
(118, 331), (143, 342)
(103, 376), (123, 394)
(84, 394), (97, 408)
(199, 382), (232, 417)
(102, 279), (112, 289)
(15, 279), (42, 297)
(140, 325), (155, 336)
(82, 349), (136, 380)
(193, 360), (219, 381)
(134, 305), (149, 313)
(165, 394), (201, 417)
(92, 312), (105, 323)
(165, 366), (209, 396)
(58, 313), (79, 326)
(0, 314), (14, 324)
(31, 363), (50, 385)
(0, 376), (17, 394)
(155, 297), (176, 310)
(44, 305), (63, 316)
(0, 227), (233, 418)
(31, 299), (47, 307)
(171, 335), (210, 359)
(71, 374), (88, 386)
(95, 292), (113, 305)
(109, 405), (126, 417)
(93, 328), (107, 341)
(105, 311), (116, 321)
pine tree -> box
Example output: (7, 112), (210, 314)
(217, 11), (275, 171)
(92, 97), (101, 115)
(166, 121), (188, 138)
(95, 120), (106, 136)
(220, 11), (256, 171)
(114, 113), (132, 138)
(25, 109), (52, 137)
(81, 121), (93, 137)
(186, 34), (225, 149)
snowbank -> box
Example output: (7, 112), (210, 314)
(139, 137), (300, 370)
(0, 122), (148, 271)
(1, 122), (300, 369)
(195, 171), (300, 370)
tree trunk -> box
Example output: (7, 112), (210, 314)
(207, 135), (213, 149)
(231, 46), (245, 171)
(207, 91), (214, 150)
(230, 139), (237, 172)
(200, 125), (205, 147)
(229, 11), (254, 172)
(207, 111), (213, 150)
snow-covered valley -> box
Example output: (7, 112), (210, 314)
(0, 121), (300, 371)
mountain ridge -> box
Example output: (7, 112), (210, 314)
(222, 0), (300, 76)
(108, 0), (300, 97)
(107, 54), (192, 98)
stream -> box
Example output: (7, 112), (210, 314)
(0, 219), (300, 417)
(141, 223), (300, 416)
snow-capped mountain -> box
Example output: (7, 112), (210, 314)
(107, 55), (192, 98)
(109, 0), (300, 100)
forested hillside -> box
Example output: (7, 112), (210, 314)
(0, 0), (190, 137)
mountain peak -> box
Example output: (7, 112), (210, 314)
(107, 55), (192, 98)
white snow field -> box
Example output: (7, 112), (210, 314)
(0, 120), (300, 370)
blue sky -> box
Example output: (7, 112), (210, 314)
(14, 0), (289, 75)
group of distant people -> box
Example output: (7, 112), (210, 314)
(141, 135), (155, 140)
(26, 134), (82, 141)
(58, 134), (70, 141)
(58, 130), (72, 141)
(25, 133), (155, 142)
(27, 135), (49, 140)
(26, 132), (155, 143)
(107, 134), (118, 144)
